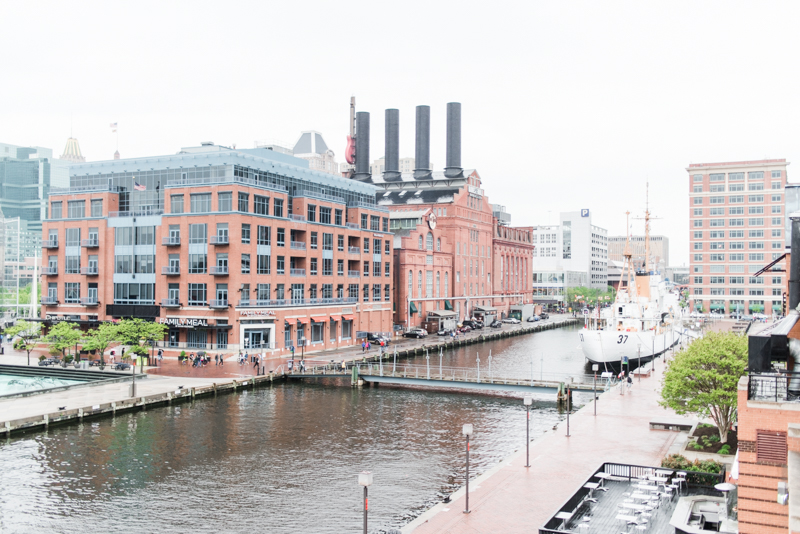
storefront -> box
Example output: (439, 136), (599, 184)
(238, 309), (277, 350)
(159, 317), (233, 350)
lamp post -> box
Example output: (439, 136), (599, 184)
(358, 471), (373, 534)
(592, 364), (599, 416)
(462, 423), (473, 514)
(637, 343), (642, 382)
(524, 396), (532, 467)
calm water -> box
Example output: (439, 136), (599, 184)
(0, 375), (84, 396)
(0, 324), (586, 534)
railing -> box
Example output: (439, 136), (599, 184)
(43, 239), (58, 248)
(164, 174), (288, 193)
(348, 270), (360, 278)
(162, 237), (181, 246)
(162, 266), (180, 275)
(109, 209), (164, 217)
(155, 340), (238, 351)
(295, 190), (346, 204)
(80, 266), (98, 275)
(210, 266), (229, 275)
(42, 267), (58, 275)
(237, 297), (358, 307)
(748, 372), (800, 402)
(80, 297), (99, 306)
(288, 214), (307, 222)
(345, 222), (360, 230)
(81, 238), (99, 247)
(161, 298), (180, 307)
(347, 201), (378, 210)
(209, 299), (229, 308)
(290, 241), (306, 250)
(40, 297), (58, 305)
(290, 268), (306, 276)
(348, 246), (360, 254)
(209, 235), (229, 245)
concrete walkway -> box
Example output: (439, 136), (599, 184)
(404, 347), (694, 534)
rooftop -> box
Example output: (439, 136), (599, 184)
(687, 158), (788, 170)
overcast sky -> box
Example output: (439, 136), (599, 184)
(2, 1), (799, 265)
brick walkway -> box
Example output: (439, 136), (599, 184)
(404, 346), (693, 534)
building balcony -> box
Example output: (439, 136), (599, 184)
(43, 239), (58, 249)
(290, 268), (306, 277)
(236, 297), (358, 307)
(288, 214), (307, 222)
(40, 296), (58, 305)
(348, 246), (360, 254)
(80, 297), (99, 306)
(42, 266), (58, 276)
(162, 237), (181, 246)
(290, 241), (306, 250)
(162, 266), (180, 276)
(209, 299), (229, 309)
(345, 222), (360, 230)
(209, 235), (229, 245)
(81, 238), (99, 248)
(161, 298), (181, 308)
(348, 270), (361, 278)
(210, 266), (229, 276)
(80, 266), (98, 276)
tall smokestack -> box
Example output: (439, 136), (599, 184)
(790, 217), (800, 312)
(353, 111), (371, 182)
(444, 102), (463, 178)
(414, 105), (431, 180)
(384, 108), (401, 182)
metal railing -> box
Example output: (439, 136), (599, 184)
(348, 246), (360, 254)
(162, 237), (181, 246)
(165, 174), (288, 194)
(209, 299), (229, 308)
(43, 239), (58, 248)
(81, 238), (99, 247)
(80, 266), (98, 275)
(109, 209), (164, 217)
(348, 270), (360, 278)
(295, 190), (346, 204)
(290, 268), (306, 276)
(80, 297), (99, 306)
(40, 297), (58, 305)
(42, 266), (58, 275)
(748, 372), (800, 402)
(210, 266), (229, 275)
(236, 297), (358, 307)
(290, 241), (306, 250)
(209, 235), (229, 245)
(162, 266), (180, 275)
(161, 298), (180, 307)
(288, 214), (307, 222)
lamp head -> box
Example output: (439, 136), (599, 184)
(462, 423), (474, 437)
(358, 471), (373, 487)
(523, 395), (533, 406)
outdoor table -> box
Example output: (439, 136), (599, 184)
(621, 502), (647, 511)
(635, 484), (658, 492)
(616, 514), (638, 525)
(555, 511), (573, 530)
(595, 472), (612, 490)
(655, 469), (674, 477)
(631, 492), (650, 501)
(583, 481), (599, 500)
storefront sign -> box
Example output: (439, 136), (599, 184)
(239, 309), (276, 317)
(159, 317), (209, 328)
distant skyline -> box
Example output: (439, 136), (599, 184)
(2, 1), (799, 266)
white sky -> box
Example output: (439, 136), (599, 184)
(2, 1), (799, 266)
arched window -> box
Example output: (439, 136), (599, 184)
(426, 232), (434, 251)
(418, 270), (422, 298)
(436, 271), (440, 298)
(418, 235), (423, 250)
(437, 238), (441, 251)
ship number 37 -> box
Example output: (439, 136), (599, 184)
(617, 335), (628, 344)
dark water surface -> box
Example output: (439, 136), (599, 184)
(0, 324), (586, 534)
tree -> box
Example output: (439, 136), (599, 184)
(660, 331), (747, 442)
(115, 319), (168, 365)
(43, 321), (83, 361)
(83, 322), (119, 366)
(6, 320), (41, 366)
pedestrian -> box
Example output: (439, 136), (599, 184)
(626, 374), (633, 392)
(157, 349), (163, 365)
(219, 353), (224, 366)
(341, 360), (347, 372)
(215, 354), (219, 366)
(366, 341), (371, 352)
(110, 350), (115, 364)
(253, 354), (259, 370)
(362, 340), (366, 353)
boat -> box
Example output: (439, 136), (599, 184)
(580, 194), (683, 368)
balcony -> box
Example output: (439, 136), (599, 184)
(348, 270), (360, 278)
(209, 235), (229, 245)
(290, 268), (306, 277)
(43, 239), (58, 249)
(345, 222), (360, 230)
(162, 266), (180, 276)
(161, 298), (181, 308)
(209, 299), (229, 309)
(81, 238), (99, 248)
(80, 266), (98, 276)
(290, 241), (307, 250)
(162, 236), (181, 246)
(80, 297), (99, 306)
(237, 297), (358, 307)
(40, 296), (58, 305)
(288, 213), (307, 222)
(210, 265), (229, 276)
(42, 266), (58, 276)
(348, 246), (360, 254)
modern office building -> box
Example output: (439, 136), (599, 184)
(608, 235), (669, 272)
(687, 159), (789, 315)
(40, 143), (392, 354)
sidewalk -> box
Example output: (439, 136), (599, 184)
(405, 348), (693, 534)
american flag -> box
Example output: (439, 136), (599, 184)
(133, 181), (146, 191)
(110, 122), (117, 133)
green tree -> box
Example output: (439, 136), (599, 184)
(43, 321), (83, 361)
(6, 320), (41, 366)
(115, 319), (168, 365)
(83, 322), (119, 366)
(659, 331), (747, 442)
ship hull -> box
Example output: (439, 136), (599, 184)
(580, 328), (679, 365)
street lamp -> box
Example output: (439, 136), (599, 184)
(592, 364), (599, 416)
(523, 396), (532, 467)
(358, 471), (373, 534)
(637, 343), (642, 382)
(462, 423), (473, 514)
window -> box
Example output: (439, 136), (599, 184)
(729, 207), (744, 215)
(189, 223), (207, 244)
(188, 283), (207, 306)
(190, 193), (211, 213)
(277, 228), (285, 247)
(693, 232), (703, 241)
(324, 233), (333, 251)
(693, 208), (703, 216)
(307, 204), (316, 222)
(383, 217), (389, 232)
(171, 194), (184, 214)
(134, 255), (155, 273)
(772, 181), (782, 190)
(749, 253), (764, 261)
(364, 238), (370, 254)
(693, 243), (704, 250)
(772, 205), (782, 214)
(710, 289), (724, 295)
(710, 184), (724, 193)
(335, 209), (342, 226)
(136, 226), (155, 245)
(730, 230), (744, 238)
(310, 232), (318, 249)
(50, 201), (63, 219)
(276, 256), (284, 274)
(749, 195), (764, 203)
(275, 284), (284, 300)
(238, 192), (249, 212)
(257, 226), (271, 245)
(710, 254), (724, 261)
(749, 171), (764, 180)
(730, 288), (744, 295)
(749, 277), (764, 285)
(66, 228), (81, 246)
(729, 219), (744, 226)
(729, 195), (744, 203)
(337, 259), (344, 276)
(693, 185), (702, 193)
(709, 242), (724, 250)
(772, 228), (782, 237)
(385, 284), (391, 301)
(749, 206), (764, 215)
(65, 204), (85, 222)
(693, 288), (703, 295)
(709, 231), (724, 239)
(694, 277), (703, 284)
(426, 271), (433, 298)
(710, 277), (725, 284)
(373, 260), (380, 277)
(693, 197), (703, 205)
(773, 288), (783, 296)
(361, 214), (368, 229)
(709, 173), (724, 182)
(65, 283), (80, 303)
(385, 262), (391, 277)
(749, 242), (764, 249)
(273, 198), (284, 218)
(218, 192), (232, 212)
(773, 217), (783, 226)
(257, 254), (270, 274)
(418, 271), (422, 297)
(363, 261), (370, 276)
(709, 219), (724, 227)
(749, 230), (764, 238)
(750, 289), (764, 296)
(710, 207), (724, 216)
(338, 235), (344, 251)
(310, 258), (318, 275)
(772, 241), (783, 249)
(730, 276), (744, 284)
(364, 284), (370, 301)
(729, 183), (744, 192)
(189, 254), (207, 273)
(694, 220), (704, 228)
(730, 253), (744, 261)
(748, 183), (764, 191)
(749, 218), (764, 226)
(729, 242), (744, 250)
(241, 254), (250, 274)
(709, 196), (724, 204)
(385, 240), (390, 254)
(254, 195), (269, 215)
(91, 199), (103, 217)
(371, 216), (380, 231)
(115, 256), (131, 273)
(373, 284), (381, 301)
(66, 255), (80, 274)
(242, 224), (251, 244)
(320, 207), (331, 224)
(693, 174), (703, 182)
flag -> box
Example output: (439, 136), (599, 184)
(110, 122), (117, 133)
(133, 181), (146, 191)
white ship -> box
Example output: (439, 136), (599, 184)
(580, 198), (683, 368)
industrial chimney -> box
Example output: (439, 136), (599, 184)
(353, 111), (371, 182)
(413, 105), (432, 180)
(384, 109), (401, 182)
(444, 102), (463, 178)
(790, 217), (800, 311)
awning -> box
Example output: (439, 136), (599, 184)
(341, 314), (354, 321)
(444, 300), (453, 311)
(330, 315), (342, 321)
(773, 305), (783, 311)
(710, 304), (725, 310)
(311, 316), (327, 323)
(296, 317), (310, 324)
(749, 305), (764, 311)
(410, 302), (418, 314)
(473, 306), (497, 313)
(427, 310), (456, 318)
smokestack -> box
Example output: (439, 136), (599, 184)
(790, 217), (800, 312)
(384, 108), (401, 182)
(414, 105), (431, 180)
(353, 111), (371, 182)
(444, 102), (463, 178)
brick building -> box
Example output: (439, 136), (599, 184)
(40, 144), (392, 355)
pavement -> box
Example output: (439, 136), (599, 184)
(403, 339), (696, 534)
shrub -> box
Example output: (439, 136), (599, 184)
(64, 355), (73, 363)
(180, 350), (186, 358)
(661, 454), (724, 474)
(719, 445), (731, 455)
(708, 435), (720, 443)
(38, 354), (46, 361)
(49, 345), (61, 356)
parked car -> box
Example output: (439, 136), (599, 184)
(38, 358), (59, 367)
(367, 332), (391, 345)
(437, 329), (452, 336)
(502, 317), (521, 324)
(463, 320), (483, 330)
(540, 312), (549, 320)
(459, 325), (472, 333)
(526, 315), (540, 322)
(490, 320), (503, 328)
(112, 362), (131, 370)
(404, 328), (428, 339)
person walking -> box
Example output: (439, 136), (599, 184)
(157, 349), (163, 365)
(215, 354), (219, 366)
(219, 353), (224, 366)
(362, 340), (366, 353)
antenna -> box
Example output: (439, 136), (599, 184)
(633, 181), (662, 272)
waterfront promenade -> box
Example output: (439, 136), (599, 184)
(404, 348), (693, 534)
